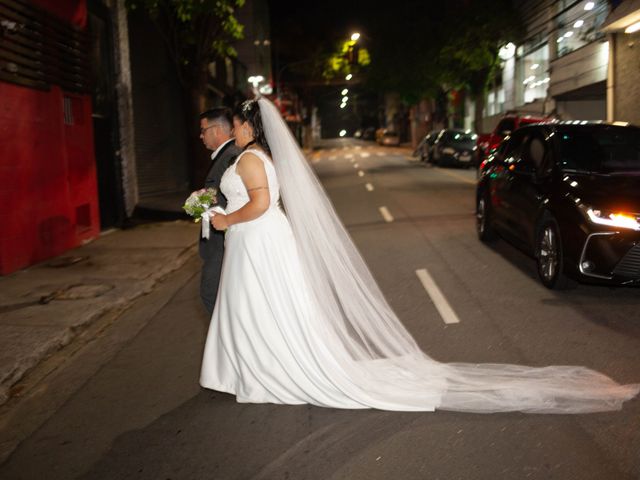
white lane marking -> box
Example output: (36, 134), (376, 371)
(357, 170), (365, 177)
(353, 163), (359, 168)
(379, 206), (394, 222)
(415, 269), (461, 324)
(360, 152), (370, 158)
(365, 183), (374, 191)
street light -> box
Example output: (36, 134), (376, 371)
(351, 32), (360, 42)
(342, 96), (349, 103)
(498, 42), (515, 60)
(341, 88), (348, 95)
(345, 73), (353, 81)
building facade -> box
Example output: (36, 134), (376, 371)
(0, 0), (101, 275)
(602, 0), (640, 124)
(477, 0), (612, 133)
(1, 0), (265, 274)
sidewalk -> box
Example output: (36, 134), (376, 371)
(0, 220), (199, 406)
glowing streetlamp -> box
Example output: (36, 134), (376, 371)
(351, 32), (360, 42)
(341, 88), (348, 95)
(345, 73), (353, 81)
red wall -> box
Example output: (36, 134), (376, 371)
(0, 0), (99, 275)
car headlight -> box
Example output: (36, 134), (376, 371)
(584, 207), (640, 231)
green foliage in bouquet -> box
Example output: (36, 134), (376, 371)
(183, 188), (218, 222)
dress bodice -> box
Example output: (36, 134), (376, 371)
(220, 148), (280, 215)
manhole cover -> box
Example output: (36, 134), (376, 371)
(46, 256), (88, 268)
(55, 284), (114, 300)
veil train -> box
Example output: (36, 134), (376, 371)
(258, 97), (639, 413)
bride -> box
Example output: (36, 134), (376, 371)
(199, 98), (639, 413)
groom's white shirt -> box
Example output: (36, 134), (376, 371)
(211, 138), (235, 161)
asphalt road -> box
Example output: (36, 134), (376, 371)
(1, 139), (639, 480)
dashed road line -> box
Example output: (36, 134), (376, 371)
(378, 206), (394, 222)
(415, 268), (461, 325)
(357, 171), (365, 177)
(365, 183), (374, 191)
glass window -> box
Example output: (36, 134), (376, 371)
(486, 87), (505, 116)
(555, 0), (609, 57)
(522, 134), (549, 172)
(497, 118), (516, 135)
(558, 127), (640, 173)
(520, 45), (549, 104)
(502, 130), (527, 163)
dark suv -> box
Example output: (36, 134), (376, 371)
(476, 122), (640, 289)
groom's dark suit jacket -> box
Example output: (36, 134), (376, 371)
(199, 140), (241, 315)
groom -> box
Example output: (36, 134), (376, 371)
(198, 107), (240, 315)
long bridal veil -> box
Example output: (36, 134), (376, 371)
(258, 97), (639, 413)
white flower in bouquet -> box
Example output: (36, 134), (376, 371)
(183, 188), (218, 222)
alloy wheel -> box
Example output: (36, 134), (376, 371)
(477, 198), (486, 236)
(538, 225), (558, 282)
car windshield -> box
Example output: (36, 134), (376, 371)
(558, 127), (640, 174)
(441, 131), (477, 146)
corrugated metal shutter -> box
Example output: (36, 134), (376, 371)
(128, 10), (188, 197)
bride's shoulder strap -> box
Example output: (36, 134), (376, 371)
(243, 148), (272, 164)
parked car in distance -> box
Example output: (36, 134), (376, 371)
(415, 129), (442, 163)
(430, 129), (478, 168)
(477, 122), (640, 289)
(378, 129), (400, 146)
(362, 126), (376, 141)
(477, 112), (549, 164)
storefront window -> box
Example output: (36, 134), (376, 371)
(555, 0), (609, 57)
(518, 45), (549, 104)
(485, 87), (505, 116)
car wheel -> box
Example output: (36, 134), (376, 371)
(536, 217), (576, 290)
(477, 195), (497, 242)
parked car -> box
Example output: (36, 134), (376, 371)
(378, 129), (400, 146)
(362, 126), (376, 141)
(430, 129), (478, 168)
(477, 113), (549, 165)
(415, 129), (442, 163)
(476, 122), (640, 289)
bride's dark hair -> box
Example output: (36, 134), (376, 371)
(234, 100), (271, 155)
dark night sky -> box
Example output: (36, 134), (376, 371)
(268, 0), (370, 64)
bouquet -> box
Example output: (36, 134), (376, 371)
(183, 188), (218, 223)
(183, 188), (226, 238)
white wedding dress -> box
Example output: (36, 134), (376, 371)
(199, 99), (639, 414)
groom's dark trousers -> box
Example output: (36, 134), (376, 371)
(199, 141), (241, 315)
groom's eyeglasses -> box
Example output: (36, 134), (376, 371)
(200, 124), (218, 135)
